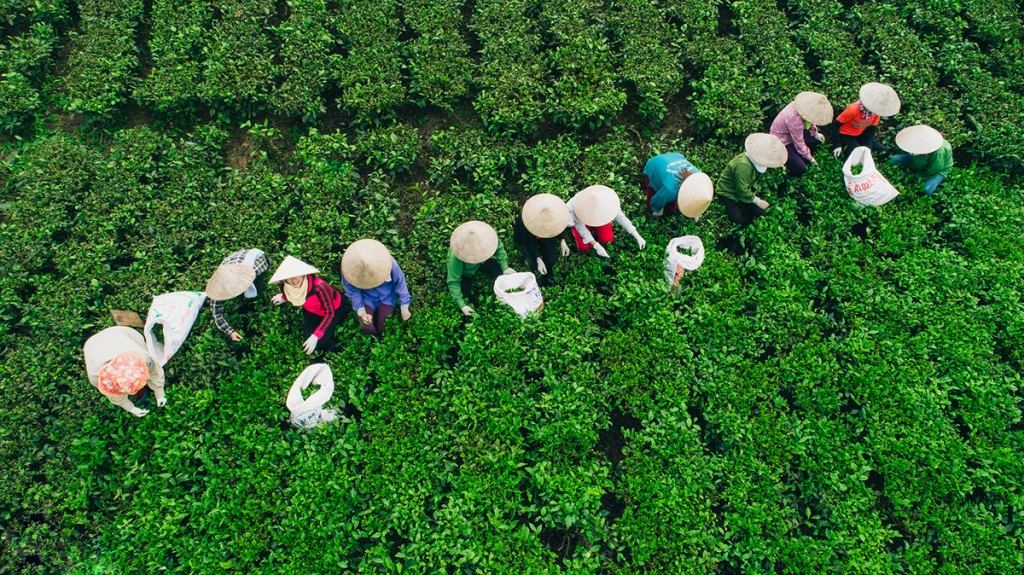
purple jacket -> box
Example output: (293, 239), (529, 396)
(342, 258), (412, 311)
(770, 101), (819, 162)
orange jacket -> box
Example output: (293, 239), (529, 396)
(836, 101), (880, 136)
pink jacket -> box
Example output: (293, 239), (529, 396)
(770, 101), (819, 162)
(282, 276), (342, 339)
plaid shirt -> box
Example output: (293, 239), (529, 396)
(210, 249), (270, 336)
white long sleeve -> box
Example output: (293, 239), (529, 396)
(614, 211), (640, 239)
(567, 196), (642, 244)
(566, 197), (595, 244)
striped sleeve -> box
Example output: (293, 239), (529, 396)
(311, 281), (337, 339)
(253, 252), (270, 275)
(210, 299), (235, 336)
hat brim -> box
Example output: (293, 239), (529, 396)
(860, 83), (901, 117)
(205, 264), (257, 300)
(745, 133), (788, 169)
(895, 125), (944, 155)
(794, 92), (834, 126)
(342, 240), (393, 290)
(269, 256), (320, 284)
(677, 172), (714, 218)
(451, 221), (499, 264)
(573, 185), (621, 227)
(522, 194), (570, 238)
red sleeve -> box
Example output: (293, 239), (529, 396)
(311, 280), (337, 339)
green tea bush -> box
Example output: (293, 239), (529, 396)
(609, 0), (680, 121)
(1, 0), (65, 128)
(962, 0), (1024, 92)
(472, 0), (549, 134)
(855, 3), (965, 144)
(0, 22), (57, 129)
(540, 0), (626, 130)
(62, 0), (143, 115)
(787, 0), (875, 104)
(894, 0), (1024, 171)
(731, 0), (812, 106)
(271, 0), (336, 121)
(135, 0), (209, 111)
(403, 0), (474, 108)
(429, 125), (526, 194)
(518, 134), (581, 197)
(354, 122), (420, 174)
(333, 0), (405, 123)
(198, 0), (277, 111)
(663, 0), (763, 140)
(3, 4), (1024, 573)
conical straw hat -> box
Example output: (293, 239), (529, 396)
(522, 194), (570, 238)
(860, 82), (900, 116)
(97, 352), (149, 396)
(677, 172), (714, 218)
(744, 133), (787, 169)
(794, 91), (834, 125)
(205, 263), (257, 300)
(450, 221), (499, 264)
(269, 256), (320, 284)
(341, 239), (393, 289)
(573, 185), (620, 227)
(895, 124), (943, 155)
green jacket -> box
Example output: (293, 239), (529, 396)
(907, 140), (953, 179)
(446, 242), (509, 308)
(715, 153), (761, 203)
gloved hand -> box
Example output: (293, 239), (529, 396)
(302, 334), (319, 355)
(560, 240), (570, 257)
(809, 157), (818, 166)
(503, 268), (516, 275)
(814, 133), (825, 143)
(230, 331), (243, 342)
(536, 258), (547, 275)
(271, 294), (286, 306)
(357, 309), (372, 325)
(129, 406), (149, 417)
(156, 396), (167, 408)
(832, 147), (842, 159)
(634, 235), (646, 250)
(752, 197), (770, 210)
(460, 305), (474, 316)
(593, 243), (610, 258)
(400, 305), (411, 321)
(652, 208), (663, 217)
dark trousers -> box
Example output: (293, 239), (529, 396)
(518, 239), (559, 287)
(838, 132), (886, 160)
(720, 196), (765, 226)
(460, 258), (503, 305)
(785, 131), (820, 179)
(360, 303), (394, 337)
(303, 308), (341, 352)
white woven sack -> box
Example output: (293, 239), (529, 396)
(664, 236), (706, 291)
(144, 291), (207, 366)
(286, 363), (338, 429)
(843, 147), (900, 206)
(493, 272), (544, 318)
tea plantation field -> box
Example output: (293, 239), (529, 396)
(2, 0), (1023, 572)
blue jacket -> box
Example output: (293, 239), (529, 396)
(342, 258), (412, 311)
(644, 153), (701, 212)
